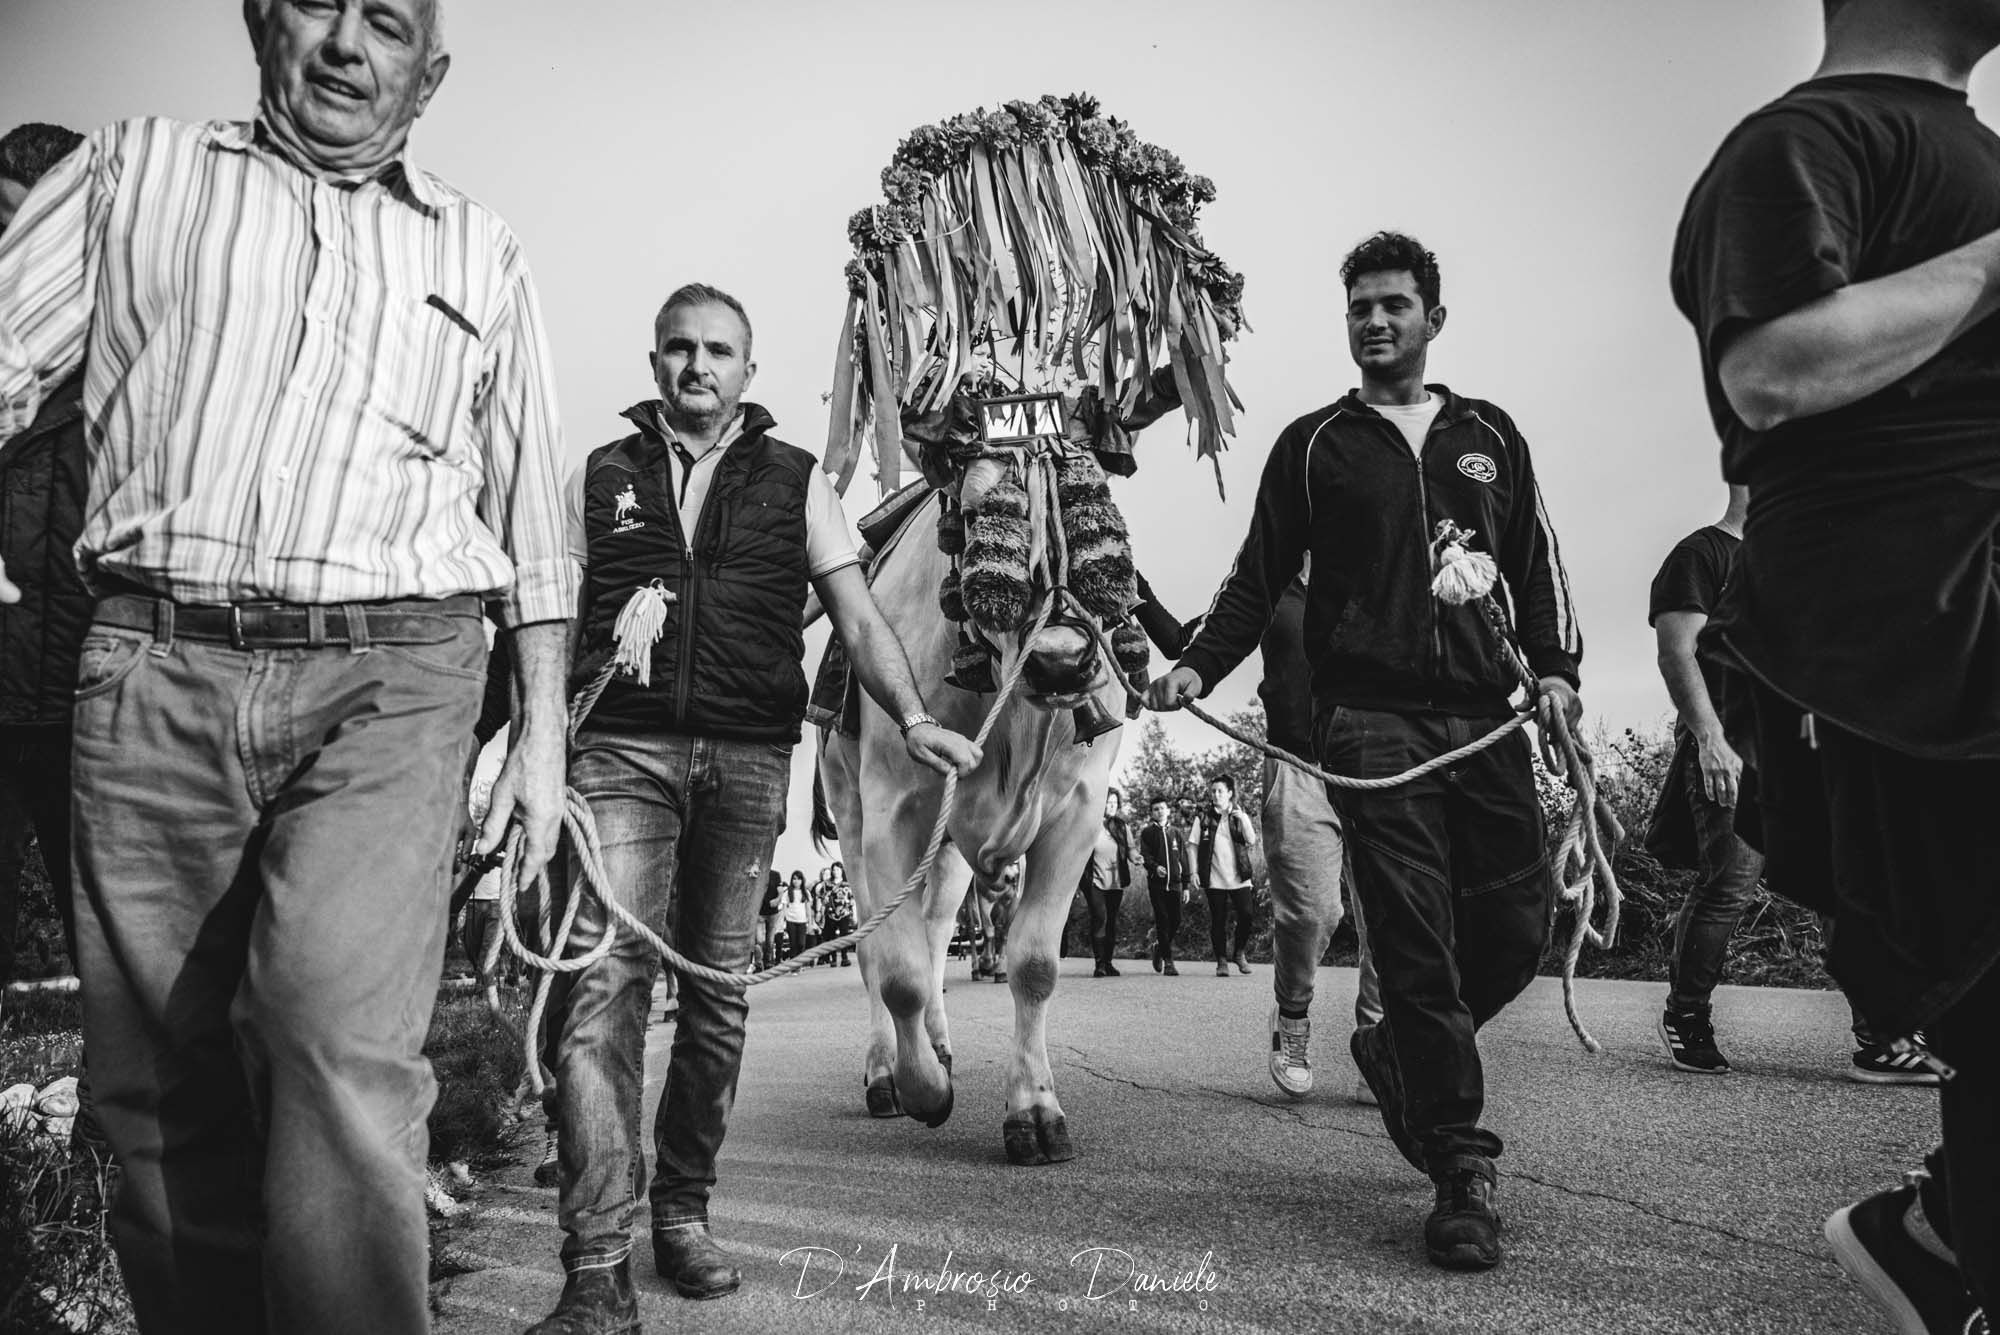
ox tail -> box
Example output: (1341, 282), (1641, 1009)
(812, 765), (838, 852)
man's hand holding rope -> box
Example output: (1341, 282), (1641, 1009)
(477, 621), (572, 884)
(1533, 675), (1584, 773)
(1145, 664), (1204, 713)
(904, 721), (984, 778)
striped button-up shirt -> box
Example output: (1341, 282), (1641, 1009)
(0, 117), (575, 627)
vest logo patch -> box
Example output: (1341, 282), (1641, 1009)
(1456, 453), (1498, 484)
(613, 484), (644, 533)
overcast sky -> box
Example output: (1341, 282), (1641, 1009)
(8, 0), (1994, 880)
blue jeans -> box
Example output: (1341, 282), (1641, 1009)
(68, 597), (484, 1335)
(1666, 730), (1766, 1013)
(551, 728), (790, 1266)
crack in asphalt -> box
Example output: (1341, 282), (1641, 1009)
(1505, 1168), (1826, 1261)
(1043, 1039), (1832, 1260)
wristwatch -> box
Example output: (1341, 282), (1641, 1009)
(898, 711), (939, 736)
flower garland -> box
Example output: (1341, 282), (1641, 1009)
(824, 93), (1247, 494)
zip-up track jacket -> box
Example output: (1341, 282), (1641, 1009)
(1180, 385), (1581, 717)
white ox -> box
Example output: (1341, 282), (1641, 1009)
(818, 489), (1121, 1165)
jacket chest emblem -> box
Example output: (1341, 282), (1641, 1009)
(1456, 453), (1498, 484)
(612, 484), (645, 533)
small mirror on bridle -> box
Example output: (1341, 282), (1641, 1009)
(977, 392), (1066, 448)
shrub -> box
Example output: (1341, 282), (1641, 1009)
(0, 1122), (131, 1335)
(423, 988), (530, 1169)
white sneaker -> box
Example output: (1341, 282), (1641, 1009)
(1269, 1007), (1313, 1098)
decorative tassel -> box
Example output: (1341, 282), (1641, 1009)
(1432, 547), (1498, 605)
(946, 636), (996, 693)
(1429, 520), (1498, 606)
(611, 581), (677, 686)
(939, 565), (967, 622)
(962, 473), (1033, 633)
(1056, 449), (1136, 619)
(937, 502), (966, 556)
(1111, 621), (1150, 678)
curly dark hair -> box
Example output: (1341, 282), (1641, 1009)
(0, 123), (83, 188)
(1339, 231), (1441, 310)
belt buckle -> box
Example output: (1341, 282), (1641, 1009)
(229, 602), (284, 650)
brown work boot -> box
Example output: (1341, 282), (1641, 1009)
(653, 1221), (742, 1299)
(1425, 1156), (1503, 1271)
(523, 1256), (639, 1334)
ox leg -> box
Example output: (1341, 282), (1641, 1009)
(861, 827), (957, 1129)
(922, 858), (969, 1078)
(856, 939), (903, 1118)
(1000, 828), (1098, 1165)
(821, 735), (904, 1119)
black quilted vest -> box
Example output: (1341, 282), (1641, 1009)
(576, 402), (813, 741)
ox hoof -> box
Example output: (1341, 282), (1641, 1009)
(990, 970), (1007, 984)
(1002, 1110), (1076, 1166)
(911, 1050), (954, 1129)
(916, 1082), (955, 1129)
(865, 1075), (904, 1119)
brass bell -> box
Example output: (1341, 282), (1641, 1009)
(1071, 695), (1122, 747)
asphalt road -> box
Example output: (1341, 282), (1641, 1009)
(430, 961), (1933, 1335)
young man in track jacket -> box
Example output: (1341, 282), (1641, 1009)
(1149, 231), (1583, 1272)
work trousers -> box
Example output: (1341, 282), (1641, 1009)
(1317, 705), (1551, 1172)
(70, 600), (483, 1335)
(1263, 754), (1382, 1026)
(551, 728), (789, 1268)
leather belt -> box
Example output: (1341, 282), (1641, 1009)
(93, 592), (481, 650)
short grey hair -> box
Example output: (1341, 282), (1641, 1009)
(245, 0), (446, 54)
(654, 284), (754, 356)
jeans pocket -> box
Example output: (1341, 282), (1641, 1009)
(73, 632), (149, 701)
(378, 624), (487, 682)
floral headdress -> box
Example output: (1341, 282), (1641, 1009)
(824, 94), (1247, 495)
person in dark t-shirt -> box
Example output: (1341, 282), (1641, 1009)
(1646, 487), (1934, 1083)
(1671, 2), (2000, 1327)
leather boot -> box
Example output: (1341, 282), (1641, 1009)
(522, 1256), (639, 1334)
(1425, 1156), (1503, 1271)
(653, 1221), (742, 1300)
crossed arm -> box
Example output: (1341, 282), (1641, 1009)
(1719, 227), (2000, 430)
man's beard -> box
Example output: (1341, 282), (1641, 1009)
(663, 386), (734, 435)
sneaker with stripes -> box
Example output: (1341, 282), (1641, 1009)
(1657, 1007), (1730, 1074)
(1851, 1035), (1944, 1086)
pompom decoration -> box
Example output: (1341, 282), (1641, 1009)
(937, 501), (966, 556)
(961, 475), (1033, 634)
(939, 565), (966, 622)
(1111, 621), (1150, 679)
(947, 637), (996, 693)
(1431, 546), (1498, 606)
(1055, 450), (1136, 619)
(611, 582), (677, 686)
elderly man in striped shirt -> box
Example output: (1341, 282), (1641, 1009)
(0, 3), (574, 1332)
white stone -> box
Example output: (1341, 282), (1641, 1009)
(0, 1082), (34, 1113)
(35, 1075), (79, 1117)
